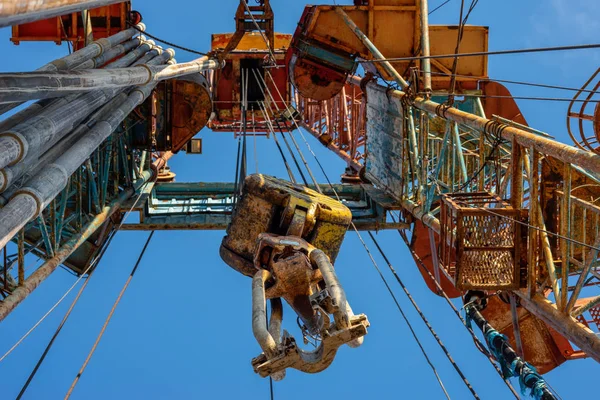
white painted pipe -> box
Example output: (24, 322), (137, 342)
(0, 0), (126, 28)
(0, 56), (222, 103)
(0, 73), (162, 250)
(0, 43), (168, 171)
(0, 23), (145, 116)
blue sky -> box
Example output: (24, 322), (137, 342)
(1, 0), (599, 399)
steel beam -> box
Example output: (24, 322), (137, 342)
(514, 292), (600, 363)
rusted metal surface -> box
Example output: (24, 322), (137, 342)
(439, 192), (528, 291)
(249, 235), (368, 378)
(9, 2), (131, 51)
(298, 80), (365, 171)
(216, 0), (275, 62)
(208, 32), (291, 133)
(0, 0), (126, 28)
(131, 74), (212, 153)
(0, 189), (124, 322)
(410, 220), (461, 298)
(288, 2), (488, 100)
(480, 81), (528, 125)
(374, 83), (600, 176)
(481, 296), (566, 374)
(567, 67), (600, 153)
(515, 292), (600, 364)
(220, 174), (353, 277)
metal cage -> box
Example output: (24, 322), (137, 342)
(439, 192), (528, 291)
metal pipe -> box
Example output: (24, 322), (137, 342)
(0, 91), (130, 194)
(310, 249), (350, 329)
(0, 23), (145, 116)
(252, 269), (279, 359)
(0, 0), (126, 28)
(0, 73), (164, 250)
(514, 293), (600, 363)
(0, 43), (166, 171)
(367, 81), (600, 177)
(0, 99), (53, 133)
(0, 56), (222, 103)
(0, 35), (148, 135)
(334, 7), (409, 89)
(419, 0), (432, 93)
(76, 36), (145, 70)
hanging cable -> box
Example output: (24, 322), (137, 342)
(359, 43), (600, 63)
(450, 199), (600, 253)
(430, 0), (452, 15)
(127, 22), (208, 56)
(64, 231), (155, 399)
(233, 138), (242, 204)
(274, 119), (309, 186)
(253, 110), (259, 173)
(249, 69), (307, 185)
(431, 93), (600, 104)
(240, 69), (249, 186)
(258, 101), (297, 183)
(358, 229), (452, 399)
(392, 223), (520, 398)
(419, 70), (599, 94)
(16, 230), (117, 399)
(252, 69), (320, 189)
(241, 0), (277, 65)
(367, 232), (481, 399)
(4, 166), (158, 392)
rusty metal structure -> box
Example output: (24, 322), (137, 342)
(0, 0), (599, 397)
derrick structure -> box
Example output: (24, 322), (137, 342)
(0, 0), (598, 396)
(288, 0), (600, 373)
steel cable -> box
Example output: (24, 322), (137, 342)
(64, 230), (155, 399)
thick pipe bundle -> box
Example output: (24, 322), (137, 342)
(76, 36), (146, 70)
(0, 47), (171, 194)
(0, 91), (129, 194)
(0, 0), (125, 28)
(0, 22), (146, 116)
(0, 56), (222, 103)
(0, 71), (166, 250)
(0, 41), (166, 171)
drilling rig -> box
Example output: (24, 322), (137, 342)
(0, 1), (599, 399)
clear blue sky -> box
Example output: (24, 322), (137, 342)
(1, 0), (599, 399)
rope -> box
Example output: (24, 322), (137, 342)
(253, 110), (259, 173)
(394, 222), (520, 398)
(3, 166), (157, 393)
(360, 43), (600, 63)
(367, 232), (481, 399)
(64, 231), (155, 399)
